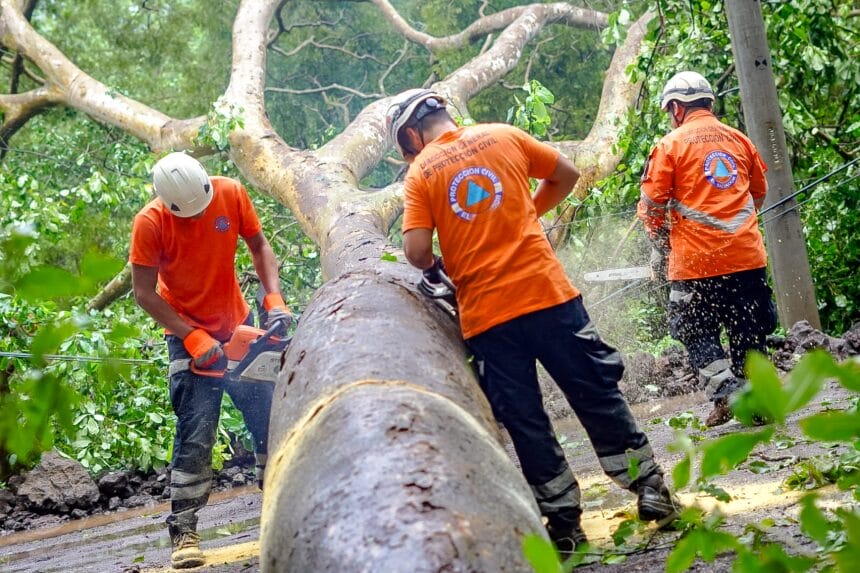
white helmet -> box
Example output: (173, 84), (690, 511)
(660, 71), (715, 111)
(385, 89), (447, 158)
(152, 152), (213, 217)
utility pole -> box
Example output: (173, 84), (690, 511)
(725, 0), (821, 329)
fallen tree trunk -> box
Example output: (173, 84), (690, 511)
(261, 266), (545, 571)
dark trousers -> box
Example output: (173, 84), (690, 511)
(669, 267), (777, 396)
(466, 296), (659, 529)
(165, 315), (273, 533)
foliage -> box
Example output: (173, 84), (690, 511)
(664, 351), (860, 572)
(524, 351), (860, 572)
(31, 0), (236, 119)
(0, 229), (112, 474)
(196, 98), (245, 152)
(507, 80), (556, 139)
(0, 0), (327, 479)
(595, 0), (860, 333)
(263, 0), (616, 180)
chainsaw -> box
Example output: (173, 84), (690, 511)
(184, 319), (291, 383)
(417, 265), (458, 318)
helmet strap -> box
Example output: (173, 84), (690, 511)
(670, 101), (689, 127)
(402, 120), (427, 157)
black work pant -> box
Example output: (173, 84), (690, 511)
(669, 267), (777, 394)
(466, 296), (660, 529)
(165, 314), (273, 534)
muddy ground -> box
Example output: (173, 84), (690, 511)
(1, 321), (857, 572)
(1, 378), (854, 573)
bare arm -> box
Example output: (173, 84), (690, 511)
(245, 231), (282, 296)
(533, 154), (580, 217)
(403, 228), (435, 270)
(131, 263), (194, 339)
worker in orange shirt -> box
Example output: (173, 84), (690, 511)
(388, 89), (680, 553)
(638, 71), (777, 427)
(129, 153), (291, 569)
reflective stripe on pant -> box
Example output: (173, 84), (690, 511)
(164, 316), (274, 532)
(668, 267), (777, 400)
(466, 296), (661, 528)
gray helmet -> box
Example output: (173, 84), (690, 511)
(152, 152), (212, 217)
(385, 89), (447, 158)
(660, 71), (715, 111)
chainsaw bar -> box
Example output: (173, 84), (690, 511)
(583, 266), (651, 282)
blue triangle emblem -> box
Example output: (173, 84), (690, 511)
(715, 159), (731, 177)
(466, 180), (491, 207)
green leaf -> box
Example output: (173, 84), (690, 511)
(611, 519), (638, 546)
(532, 99), (549, 123)
(627, 454), (640, 482)
(534, 84), (555, 104)
(673, 453), (691, 490)
(666, 531), (701, 573)
(734, 354), (786, 425)
(522, 534), (561, 573)
(700, 428), (774, 479)
(80, 251), (124, 284)
(832, 359), (860, 393)
(698, 482), (732, 502)
(800, 411), (860, 442)
(30, 322), (80, 366)
(15, 266), (82, 301)
(746, 460), (772, 474)
(601, 554), (627, 565)
(782, 350), (832, 413)
(380, 252), (398, 262)
(798, 494), (832, 545)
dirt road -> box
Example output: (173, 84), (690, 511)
(1, 383), (851, 572)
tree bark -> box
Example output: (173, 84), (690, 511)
(85, 264), (131, 312)
(263, 268), (543, 571)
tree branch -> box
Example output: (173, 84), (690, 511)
(86, 264), (132, 312)
(0, 85), (61, 156)
(548, 11), (654, 246)
(0, 0), (205, 151)
(266, 83), (383, 99)
(370, 0), (607, 52)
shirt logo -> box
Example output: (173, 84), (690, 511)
(214, 216), (231, 233)
(703, 150), (738, 189)
(448, 166), (503, 222)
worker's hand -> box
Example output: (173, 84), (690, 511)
(183, 328), (227, 370)
(417, 256), (458, 314)
(650, 247), (668, 281)
(422, 255), (446, 284)
(263, 292), (293, 330)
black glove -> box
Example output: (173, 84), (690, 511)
(422, 255), (446, 284)
(417, 256), (458, 314)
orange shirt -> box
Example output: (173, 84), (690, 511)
(638, 110), (769, 280)
(403, 123), (579, 339)
(129, 176), (262, 341)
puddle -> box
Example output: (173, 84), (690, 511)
(0, 485), (258, 550)
(0, 487), (261, 573)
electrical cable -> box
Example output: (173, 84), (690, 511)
(760, 172), (860, 227)
(757, 156), (859, 217)
(0, 351), (154, 364)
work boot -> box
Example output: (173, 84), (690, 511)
(170, 527), (204, 569)
(546, 520), (588, 555)
(635, 474), (681, 529)
(705, 397), (733, 427)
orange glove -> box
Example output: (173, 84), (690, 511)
(263, 293), (292, 329)
(183, 328), (226, 370)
